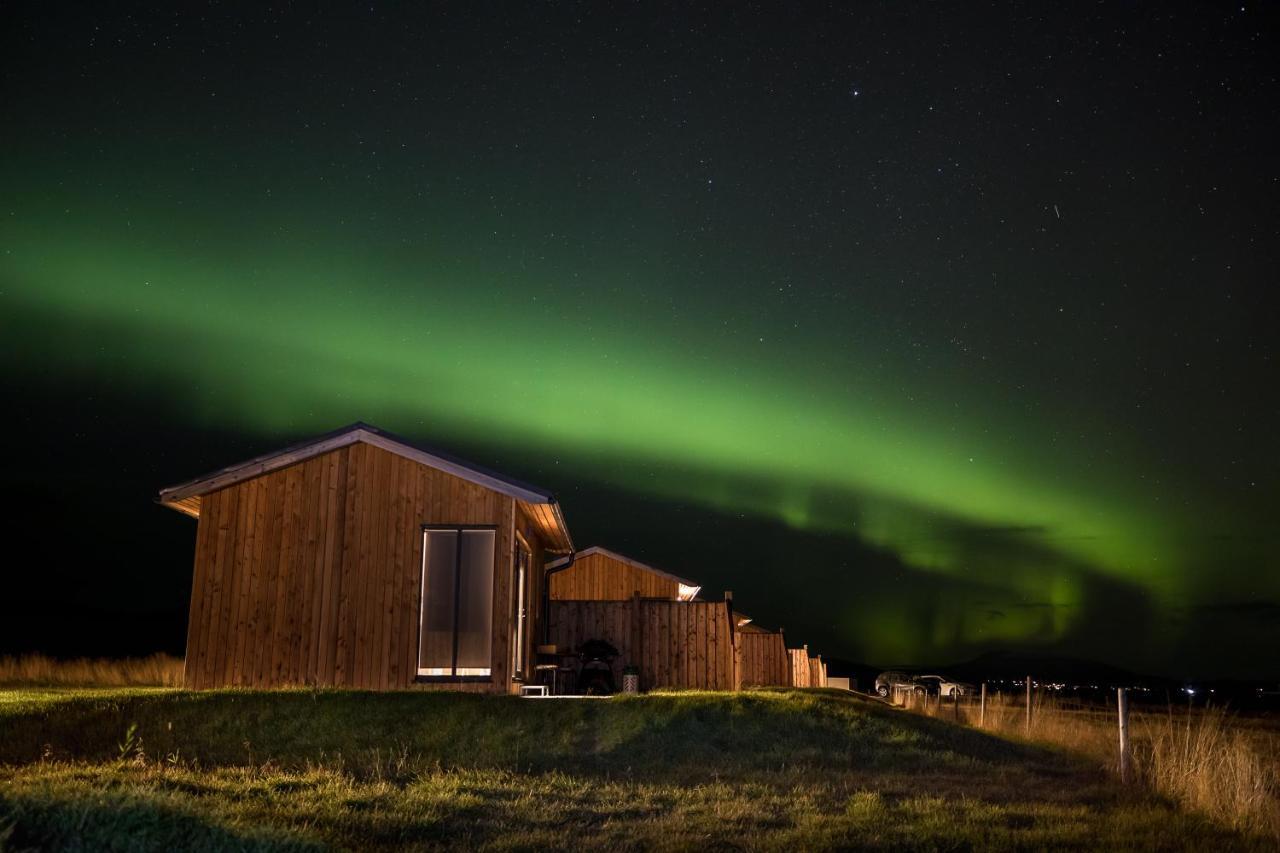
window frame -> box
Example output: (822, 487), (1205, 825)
(511, 534), (531, 682)
(415, 523), (498, 684)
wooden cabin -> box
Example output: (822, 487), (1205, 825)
(545, 596), (736, 691)
(548, 546), (700, 601)
(733, 615), (790, 689)
(159, 423), (573, 693)
(734, 612), (772, 634)
(544, 547), (734, 690)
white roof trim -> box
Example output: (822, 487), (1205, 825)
(356, 430), (553, 505)
(158, 424), (557, 508)
(548, 545), (702, 593)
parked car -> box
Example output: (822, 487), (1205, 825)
(911, 674), (973, 698)
(874, 670), (913, 697)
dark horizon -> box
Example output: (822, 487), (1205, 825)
(2, 3), (1277, 681)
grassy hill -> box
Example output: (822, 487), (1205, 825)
(0, 688), (1266, 851)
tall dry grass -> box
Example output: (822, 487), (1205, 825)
(901, 688), (1280, 840)
(0, 653), (183, 687)
(1138, 704), (1278, 837)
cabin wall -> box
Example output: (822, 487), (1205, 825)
(546, 598), (734, 690)
(734, 631), (790, 689)
(548, 551), (679, 600)
(184, 442), (526, 692)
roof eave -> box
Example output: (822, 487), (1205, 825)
(157, 423), (560, 509)
(548, 500), (575, 554)
(572, 545), (701, 589)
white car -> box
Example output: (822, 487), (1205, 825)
(911, 674), (971, 698)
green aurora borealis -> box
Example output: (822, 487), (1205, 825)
(2, 4), (1277, 676)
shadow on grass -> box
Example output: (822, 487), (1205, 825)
(0, 688), (1115, 806)
(0, 789), (322, 852)
(2, 689), (1040, 759)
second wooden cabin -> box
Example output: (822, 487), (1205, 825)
(545, 547), (734, 691)
(547, 548), (796, 692)
(549, 547), (701, 602)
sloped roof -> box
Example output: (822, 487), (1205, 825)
(157, 422), (573, 552)
(735, 612), (783, 633)
(548, 546), (702, 600)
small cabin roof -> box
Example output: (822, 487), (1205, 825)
(157, 422), (573, 552)
(548, 546), (702, 600)
(735, 613), (780, 633)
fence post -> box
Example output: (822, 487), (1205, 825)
(979, 682), (987, 728)
(1025, 676), (1032, 734)
(778, 628), (785, 688)
(953, 687), (960, 721)
(1117, 687), (1131, 783)
(725, 591), (738, 691)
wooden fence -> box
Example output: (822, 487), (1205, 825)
(789, 647), (811, 687)
(734, 631), (790, 688)
(809, 654), (827, 688)
(546, 598), (735, 691)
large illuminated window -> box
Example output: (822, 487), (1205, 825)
(418, 527), (495, 679)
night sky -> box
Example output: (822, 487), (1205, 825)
(2, 3), (1277, 679)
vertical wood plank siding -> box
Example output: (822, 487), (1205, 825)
(734, 631), (790, 689)
(548, 551), (679, 600)
(788, 648), (812, 687)
(545, 599), (735, 690)
(808, 655), (827, 688)
(183, 443), (530, 692)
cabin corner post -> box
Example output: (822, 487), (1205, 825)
(725, 591), (741, 690)
(773, 627), (783, 686)
(182, 510), (211, 689)
(504, 497), (518, 695)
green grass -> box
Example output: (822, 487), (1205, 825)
(0, 688), (1267, 851)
